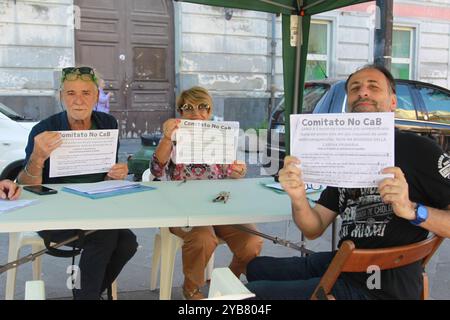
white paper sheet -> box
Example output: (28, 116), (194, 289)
(175, 120), (239, 164)
(0, 199), (38, 213)
(290, 113), (395, 188)
(49, 129), (118, 178)
(64, 180), (140, 194)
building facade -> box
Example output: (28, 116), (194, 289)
(1, 0), (450, 135)
(0, 0), (74, 120)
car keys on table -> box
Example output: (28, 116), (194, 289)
(213, 191), (230, 203)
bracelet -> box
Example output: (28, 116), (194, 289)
(24, 162), (42, 179)
(30, 157), (44, 169)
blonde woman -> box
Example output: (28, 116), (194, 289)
(151, 86), (263, 299)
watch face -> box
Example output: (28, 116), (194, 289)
(417, 205), (428, 221)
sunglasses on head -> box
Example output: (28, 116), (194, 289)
(178, 103), (210, 113)
(61, 67), (98, 86)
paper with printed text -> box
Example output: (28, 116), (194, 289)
(50, 129), (118, 177)
(290, 113), (395, 188)
(175, 120), (239, 164)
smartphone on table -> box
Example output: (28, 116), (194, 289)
(23, 185), (58, 195)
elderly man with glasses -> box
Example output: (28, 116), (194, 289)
(17, 66), (138, 300)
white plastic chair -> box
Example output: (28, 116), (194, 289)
(206, 268), (255, 300)
(6, 232), (45, 300)
(141, 168), (152, 182)
(6, 231), (118, 300)
(142, 168), (218, 300)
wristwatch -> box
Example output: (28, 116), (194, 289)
(410, 203), (428, 226)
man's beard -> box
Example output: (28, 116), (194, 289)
(351, 98), (379, 113)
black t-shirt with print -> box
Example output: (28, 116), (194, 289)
(317, 130), (450, 299)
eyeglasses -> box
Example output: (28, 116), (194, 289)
(178, 103), (210, 113)
(61, 67), (98, 86)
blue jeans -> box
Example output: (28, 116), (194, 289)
(246, 252), (370, 300)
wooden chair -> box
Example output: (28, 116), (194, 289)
(311, 235), (444, 300)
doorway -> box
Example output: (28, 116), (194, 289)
(74, 0), (175, 138)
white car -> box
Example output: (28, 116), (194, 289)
(0, 103), (37, 180)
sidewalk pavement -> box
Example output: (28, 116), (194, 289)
(0, 139), (449, 300)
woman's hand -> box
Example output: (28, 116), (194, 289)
(107, 163), (129, 180)
(162, 119), (180, 141)
(229, 160), (247, 179)
(154, 119), (180, 166)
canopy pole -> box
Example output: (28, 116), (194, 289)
(293, 14), (303, 115)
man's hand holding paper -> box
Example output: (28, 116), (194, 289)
(32, 131), (63, 166)
(378, 166), (416, 221)
(278, 156), (306, 202)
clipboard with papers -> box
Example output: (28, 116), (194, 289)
(62, 180), (155, 199)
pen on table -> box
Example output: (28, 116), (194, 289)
(178, 178), (187, 186)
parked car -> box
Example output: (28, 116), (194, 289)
(0, 103), (37, 180)
(264, 79), (450, 174)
